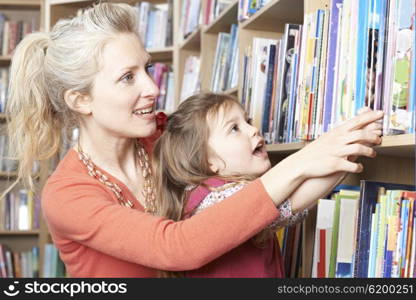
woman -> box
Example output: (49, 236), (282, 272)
(6, 3), (382, 277)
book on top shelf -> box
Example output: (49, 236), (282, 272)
(180, 55), (200, 101)
(136, 1), (173, 49)
(180, 0), (202, 40)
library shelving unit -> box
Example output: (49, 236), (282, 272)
(0, 0), (46, 277)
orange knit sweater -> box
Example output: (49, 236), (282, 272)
(41, 148), (279, 277)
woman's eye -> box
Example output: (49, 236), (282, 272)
(121, 73), (134, 82)
(145, 63), (154, 74)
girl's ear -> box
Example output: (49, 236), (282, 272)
(209, 162), (219, 174)
(208, 155), (222, 174)
(64, 89), (92, 115)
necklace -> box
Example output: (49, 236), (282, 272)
(77, 140), (156, 213)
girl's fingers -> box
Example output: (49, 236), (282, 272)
(344, 130), (381, 145)
(338, 160), (364, 173)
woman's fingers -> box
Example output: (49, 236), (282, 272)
(343, 110), (384, 131)
(357, 106), (372, 114)
(364, 121), (383, 131)
(339, 144), (376, 158)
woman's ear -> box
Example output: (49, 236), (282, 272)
(64, 89), (92, 115)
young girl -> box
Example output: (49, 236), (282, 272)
(153, 93), (377, 277)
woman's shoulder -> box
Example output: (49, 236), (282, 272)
(42, 149), (111, 203)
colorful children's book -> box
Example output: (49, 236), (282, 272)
(354, 180), (415, 278)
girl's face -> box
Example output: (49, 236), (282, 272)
(87, 33), (159, 139)
(207, 103), (271, 177)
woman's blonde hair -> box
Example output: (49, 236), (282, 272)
(5, 2), (139, 192)
(153, 93), (273, 278)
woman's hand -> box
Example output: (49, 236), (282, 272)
(292, 109), (383, 178)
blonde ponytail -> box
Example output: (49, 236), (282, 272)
(6, 32), (62, 191)
(4, 2), (141, 193)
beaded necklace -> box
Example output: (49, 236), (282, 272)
(77, 140), (156, 213)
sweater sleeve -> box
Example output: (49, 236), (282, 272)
(42, 176), (279, 271)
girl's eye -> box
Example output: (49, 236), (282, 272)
(246, 118), (253, 125)
(231, 124), (239, 133)
(145, 63), (154, 74)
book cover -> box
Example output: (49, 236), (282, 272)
(249, 38), (277, 129)
(0, 244), (7, 278)
(335, 191), (360, 278)
(312, 199), (335, 278)
(328, 193), (341, 277)
(354, 180), (415, 278)
(261, 43), (276, 138)
(388, 0), (414, 134)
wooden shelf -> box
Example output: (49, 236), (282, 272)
(0, 0), (41, 8)
(0, 230), (40, 235)
(179, 27), (201, 51)
(240, 0), (304, 31)
(147, 46), (173, 62)
(203, 0), (238, 34)
(266, 141), (307, 154)
(222, 87), (238, 96)
(48, 0), (93, 4)
(0, 171), (18, 178)
(375, 133), (415, 157)
(0, 55), (12, 62)
(267, 134), (415, 157)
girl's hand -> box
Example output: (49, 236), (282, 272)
(293, 109), (383, 178)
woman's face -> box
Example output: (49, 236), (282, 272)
(88, 33), (159, 139)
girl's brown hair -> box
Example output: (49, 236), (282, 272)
(153, 93), (274, 277)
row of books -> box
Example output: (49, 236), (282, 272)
(180, 55), (201, 101)
(0, 67), (9, 113)
(277, 223), (303, 278)
(238, 0), (271, 22)
(0, 14), (37, 56)
(211, 24), (239, 92)
(135, 1), (173, 49)
(149, 63), (175, 113)
(43, 243), (66, 278)
(0, 135), (18, 172)
(0, 244), (39, 278)
(180, 0), (202, 40)
(0, 243), (66, 278)
(242, 0), (415, 144)
(311, 180), (415, 278)
(0, 189), (40, 231)
(204, 0), (235, 25)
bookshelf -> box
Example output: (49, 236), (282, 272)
(31, 0), (415, 278)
